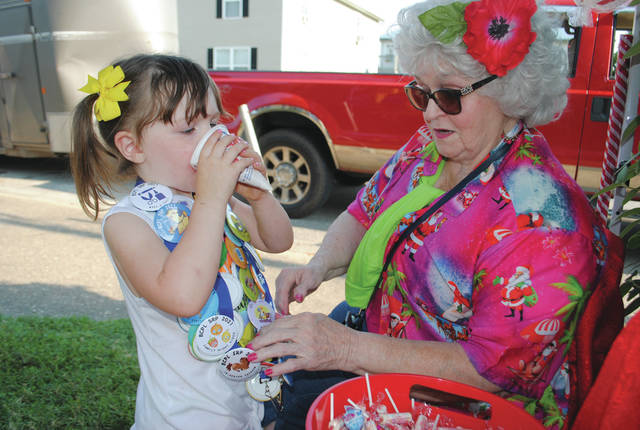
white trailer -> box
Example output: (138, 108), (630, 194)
(0, 0), (178, 157)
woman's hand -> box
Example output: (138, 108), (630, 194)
(274, 264), (326, 315)
(250, 313), (503, 392)
(249, 312), (356, 377)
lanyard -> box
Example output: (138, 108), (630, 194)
(376, 140), (512, 290)
(344, 139), (514, 330)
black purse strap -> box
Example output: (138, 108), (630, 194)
(374, 141), (512, 291)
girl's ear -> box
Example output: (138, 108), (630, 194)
(114, 130), (145, 164)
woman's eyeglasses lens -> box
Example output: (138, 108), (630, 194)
(404, 75), (498, 115)
(404, 76), (497, 115)
(405, 84), (461, 115)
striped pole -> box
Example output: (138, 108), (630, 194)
(596, 34), (632, 224)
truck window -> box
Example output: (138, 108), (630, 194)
(610, 11), (634, 78)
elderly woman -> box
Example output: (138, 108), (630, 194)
(254, 0), (610, 428)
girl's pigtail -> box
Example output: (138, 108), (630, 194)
(70, 96), (117, 220)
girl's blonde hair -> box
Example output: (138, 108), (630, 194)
(71, 54), (229, 219)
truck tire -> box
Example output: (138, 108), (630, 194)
(260, 129), (333, 218)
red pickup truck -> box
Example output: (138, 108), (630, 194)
(211, 5), (633, 217)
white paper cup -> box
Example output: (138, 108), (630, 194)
(190, 125), (272, 192)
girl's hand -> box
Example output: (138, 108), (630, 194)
(248, 313), (355, 377)
(233, 143), (270, 202)
(195, 131), (254, 204)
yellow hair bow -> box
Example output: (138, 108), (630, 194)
(79, 65), (130, 122)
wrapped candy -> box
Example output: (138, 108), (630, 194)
(342, 406), (366, 430)
(379, 412), (414, 429)
(327, 388), (476, 429)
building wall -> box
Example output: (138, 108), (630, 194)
(177, 0), (283, 70)
(281, 0), (381, 73)
(178, 0), (383, 73)
(378, 37), (398, 73)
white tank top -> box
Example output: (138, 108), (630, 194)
(102, 195), (263, 430)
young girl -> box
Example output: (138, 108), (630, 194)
(71, 54), (293, 429)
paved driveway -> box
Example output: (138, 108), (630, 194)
(0, 156), (358, 320)
(1, 155), (637, 321)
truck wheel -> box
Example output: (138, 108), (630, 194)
(260, 129), (332, 218)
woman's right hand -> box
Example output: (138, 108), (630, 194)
(249, 312), (356, 376)
(275, 263), (325, 315)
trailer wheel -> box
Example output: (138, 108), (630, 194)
(260, 129), (332, 218)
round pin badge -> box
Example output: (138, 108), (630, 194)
(238, 318), (256, 347)
(229, 262), (239, 278)
(235, 295), (250, 314)
(239, 267), (260, 302)
(187, 324), (207, 361)
(154, 202), (190, 243)
(220, 261), (240, 278)
(233, 310), (246, 340)
(130, 183), (172, 211)
(220, 273), (243, 309)
(224, 224), (244, 247)
(187, 338), (199, 360)
(246, 374), (282, 402)
(173, 195), (194, 210)
(220, 256), (233, 275)
(177, 316), (192, 333)
(226, 208), (251, 242)
(219, 242), (229, 270)
(244, 243), (265, 272)
(191, 337), (225, 362)
(249, 265), (267, 298)
(218, 347), (261, 381)
(187, 334), (210, 362)
(193, 314), (238, 360)
(247, 299), (275, 331)
(225, 237), (248, 269)
(187, 322), (198, 346)
(277, 357), (294, 387)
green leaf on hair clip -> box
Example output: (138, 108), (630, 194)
(418, 2), (469, 45)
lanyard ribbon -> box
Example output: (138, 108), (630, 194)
(345, 127), (517, 310)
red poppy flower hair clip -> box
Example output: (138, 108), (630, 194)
(418, 0), (538, 77)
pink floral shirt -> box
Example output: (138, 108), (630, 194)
(347, 124), (608, 426)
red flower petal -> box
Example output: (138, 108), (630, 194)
(463, 0), (537, 76)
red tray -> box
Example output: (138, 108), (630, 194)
(306, 373), (544, 429)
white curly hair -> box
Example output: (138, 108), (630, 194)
(393, 0), (569, 126)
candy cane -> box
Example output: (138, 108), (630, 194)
(596, 34), (632, 224)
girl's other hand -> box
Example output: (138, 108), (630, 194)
(195, 131), (254, 205)
(234, 143), (269, 202)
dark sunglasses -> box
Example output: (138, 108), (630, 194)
(404, 75), (497, 115)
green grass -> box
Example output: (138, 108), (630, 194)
(0, 315), (139, 429)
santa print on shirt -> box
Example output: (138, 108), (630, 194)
(350, 125), (606, 427)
